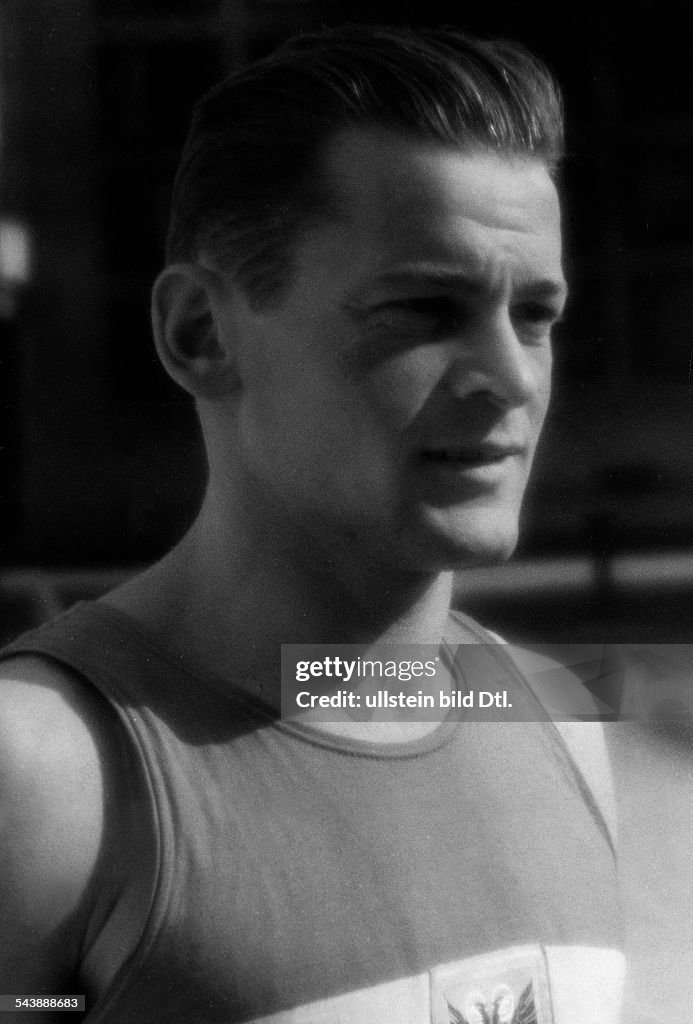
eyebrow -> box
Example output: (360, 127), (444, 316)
(363, 265), (569, 305)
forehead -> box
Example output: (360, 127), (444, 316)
(311, 128), (564, 292)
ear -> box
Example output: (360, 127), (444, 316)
(151, 262), (241, 399)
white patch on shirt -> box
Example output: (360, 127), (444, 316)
(246, 944), (625, 1023)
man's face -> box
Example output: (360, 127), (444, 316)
(224, 129), (566, 572)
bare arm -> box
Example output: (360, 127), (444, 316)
(0, 658), (106, 1022)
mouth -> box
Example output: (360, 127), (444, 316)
(420, 444), (523, 467)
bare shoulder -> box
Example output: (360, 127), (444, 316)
(0, 652), (108, 867)
(502, 641), (617, 719)
(0, 654), (115, 993)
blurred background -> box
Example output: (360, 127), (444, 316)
(1, 0), (693, 644)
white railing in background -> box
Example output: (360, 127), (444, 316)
(0, 550), (691, 625)
(454, 550), (693, 600)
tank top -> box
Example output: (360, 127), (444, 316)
(1, 601), (624, 1024)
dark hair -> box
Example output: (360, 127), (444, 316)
(167, 24), (564, 308)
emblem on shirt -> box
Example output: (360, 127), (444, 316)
(446, 980), (535, 1024)
(430, 946), (552, 1024)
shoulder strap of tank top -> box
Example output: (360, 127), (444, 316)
(447, 608), (618, 852)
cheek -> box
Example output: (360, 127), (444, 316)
(364, 347), (450, 429)
(533, 364), (553, 429)
(523, 347), (552, 431)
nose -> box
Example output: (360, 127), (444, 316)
(440, 310), (545, 409)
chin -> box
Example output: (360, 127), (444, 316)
(438, 531), (518, 570)
(402, 507), (521, 571)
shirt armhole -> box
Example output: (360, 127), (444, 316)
(500, 642), (619, 851)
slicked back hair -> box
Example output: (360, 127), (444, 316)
(166, 25), (564, 308)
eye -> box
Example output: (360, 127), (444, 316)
(372, 297), (467, 338)
(511, 301), (563, 339)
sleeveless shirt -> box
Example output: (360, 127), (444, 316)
(0, 602), (624, 1024)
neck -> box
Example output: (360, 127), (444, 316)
(107, 483), (456, 700)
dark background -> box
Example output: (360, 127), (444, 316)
(1, 0), (692, 642)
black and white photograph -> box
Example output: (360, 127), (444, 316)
(0, 4), (692, 1022)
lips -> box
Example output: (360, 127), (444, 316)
(420, 443), (524, 465)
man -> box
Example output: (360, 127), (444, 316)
(0, 25), (623, 1023)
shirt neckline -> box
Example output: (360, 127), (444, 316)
(74, 599), (497, 760)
